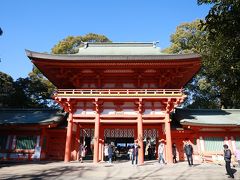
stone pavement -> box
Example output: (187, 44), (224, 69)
(0, 160), (239, 180)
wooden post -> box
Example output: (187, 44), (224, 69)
(93, 101), (100, 163)
(137, 99), (144, 165)
(64, 112), (73, 162)
(165, 112), (173, 163)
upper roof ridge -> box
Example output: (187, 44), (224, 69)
(84, 42), (158, 48)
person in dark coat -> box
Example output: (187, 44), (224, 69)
(147, 145), (152, 160)
(184, 139), (193, 166)
(172, 143), (177, 163)
(132, 140), (140, 165)
(223, 144), (234, 178)
(108, 144), (113, 163)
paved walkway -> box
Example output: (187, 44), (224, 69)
(0, 160), (239, 180)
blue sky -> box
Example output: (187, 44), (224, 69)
(0, 0), (210, 80)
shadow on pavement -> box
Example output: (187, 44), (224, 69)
(192, 163), (201, 167)
(2, 165), (95, 180)
(0, 160), (61, 169)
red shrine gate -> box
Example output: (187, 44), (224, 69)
(26, 42), (201, 164)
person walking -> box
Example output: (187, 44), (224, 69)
(128, 146), (133, 160)
(104, 143), (109, 162)
(78, 144), (87, 163)
(184, 139), (193, 166)
(145, 138), (151, 159)
(108, 143), (113, 164)
(172, 143), (177, 163)
(147, 145), (153, 160)
(132, 140), (140, 165)
(158, 139), (166, 165)
(224, 144), (234, 178)
(78, 143), (83, 163)
(235, 146), (240, 167)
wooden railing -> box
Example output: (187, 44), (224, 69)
(54, 89), (183, 97)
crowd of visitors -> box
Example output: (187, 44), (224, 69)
(78, 138), (240, 178)
(102, 138), (188, 165)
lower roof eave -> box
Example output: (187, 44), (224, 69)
(0, 122), (59, 128)
(26, 49), (201, 61)
(181, 122), (238, 127)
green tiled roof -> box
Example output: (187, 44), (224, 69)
(173, 108), (240, 126)
(26, 42), (201, 61)
(0, 109), (66, 125)
(77, 42), (162, 55)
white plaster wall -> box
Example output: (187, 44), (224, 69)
(85, 109), (95, 115)
(143, 109), (163, 115)
(143, 109), (154, 115)
(74, 109), (85, 115)
(155, 110), (164, 115)
(101, 109), (116, 115)
(123, 109), (137, 115)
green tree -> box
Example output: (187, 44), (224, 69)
(27, 66), (57, 107)
(51, 33), (111, 54)
(198, 0), (240, 108)
(13, 77), (36, 107)
(163, 20), (208, 54)
(6, 67), (57, 108)
(0, 70), (56, 108)
(0, 72), (15, 107)
(163, 20), (220, 109)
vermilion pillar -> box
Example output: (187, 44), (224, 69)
(137, 100), (144, 165)
(165, 112), (173, 163)
(93, 107), (100, 163)
(64, 112), (73, 162)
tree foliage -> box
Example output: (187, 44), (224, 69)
(0, 69), (57, 108)
(165, 1), (240, 109)
(51, 33), (110, 54)
(163, 20), (220, 109)
(198, 0), (240, 108)
(0, 72), (15, 107)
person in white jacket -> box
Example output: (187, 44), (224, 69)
(158, 139), (166, 164)
(104, 143), (109, 162)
